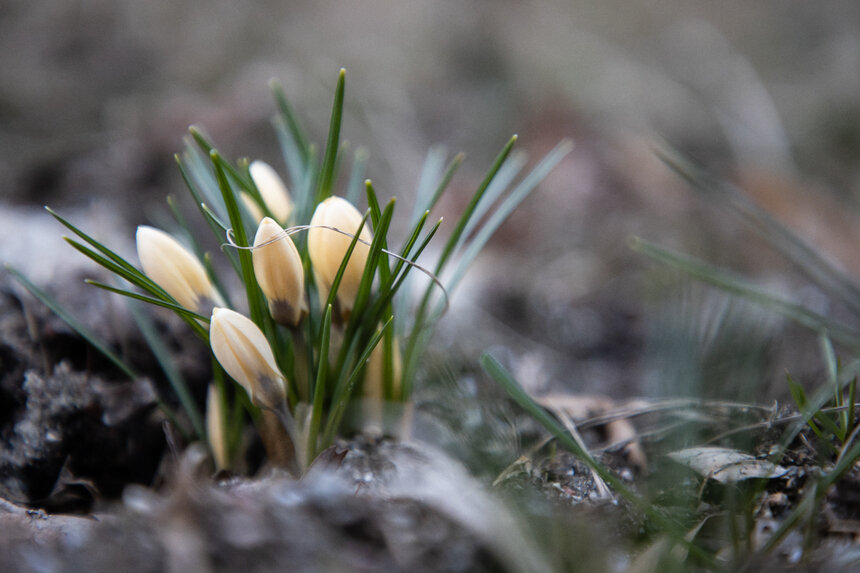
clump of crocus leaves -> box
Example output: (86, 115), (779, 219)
(46, 69), (571, 473)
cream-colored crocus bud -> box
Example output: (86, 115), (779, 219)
(308, 197), (372, 319)
(253, 217), (307, 327)
(365, 334), (403, 401)
(240, 192), (265, 224)
(363, 332), (403, 433)
(246, 160), (293, 224)
(209, 307), (286, 411)
(136, 226), (222, 311)
(206, 384), (229, 470)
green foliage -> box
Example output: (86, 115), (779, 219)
(5, 266), (137, 381)
(480, 353), (715, 568)
(22, 68), (567, 474)
(623, 144), (860, 565)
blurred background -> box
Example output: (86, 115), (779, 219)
(3, 0), (860, 403)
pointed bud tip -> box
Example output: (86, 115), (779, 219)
(253, 219), (305, 326)
(209, 308), (286, 409)
(254, 217), (285, 243)
(135, 225), (155, 240)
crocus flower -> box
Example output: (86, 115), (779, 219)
(365, 334), (402, 399)
(209, 307), (286, 410)
(243, 160), (293, 224)
(136, 226), (222, 311)
(252, 217), (307, 327)
(206, 384), (229, 470)
(307, 197), (372, 319)
(363, 332), (402, 433)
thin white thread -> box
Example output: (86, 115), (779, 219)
(223, 224), (449, 313)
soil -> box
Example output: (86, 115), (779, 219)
(3, 273), (860, 572)
(3, 4), (860, 570)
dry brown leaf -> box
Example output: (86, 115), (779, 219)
(668, 447), (789, 484)
(536, 393), (648, 472)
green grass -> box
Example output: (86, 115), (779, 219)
(477, 144), (860, 569)
(20, 68), (568, 476)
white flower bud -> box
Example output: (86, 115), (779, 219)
(365, 335), (402, 396)
(363, 332), (402, 433)
(308, 197), (372, 318)
(206, 384), (229, 470)
(252, 217), (307, 327)
(240, 192), (265, 224)
(209, 307), (286, 410)
(136, 226), (222, 311)
(248, 160), (293, 224)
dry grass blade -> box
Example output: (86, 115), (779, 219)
(573, 397), (772, 430)
(540, 401), (612, 499)
(536, 393), (648, 473)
